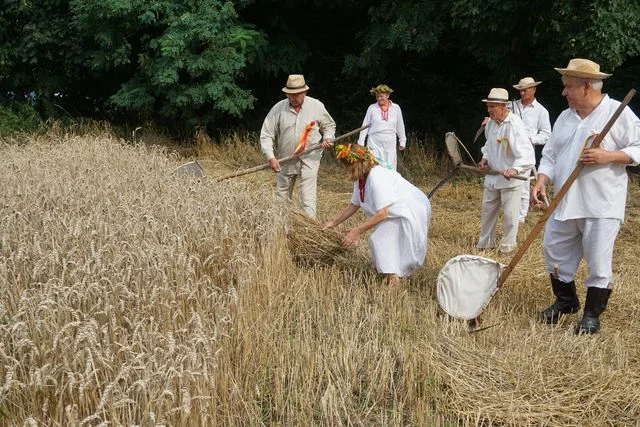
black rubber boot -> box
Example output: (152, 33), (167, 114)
(540, 274), (580, 324)
(575, 287), (612, 335)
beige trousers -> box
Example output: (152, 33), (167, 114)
(275, 161), (319, 218)
(477, 184), (522, 252)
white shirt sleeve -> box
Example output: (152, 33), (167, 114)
(530, 105), (551, 146)
(396, 105), (407, 148)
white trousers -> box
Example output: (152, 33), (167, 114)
(519, 173), (533, 221)
(477, 184), (522, 252)
(543, 216), (621, 288)
(275, 161), (319, 218)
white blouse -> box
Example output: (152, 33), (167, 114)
(539, 95), (640, 221)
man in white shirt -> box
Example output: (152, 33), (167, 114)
(512, 77), (552, 223)
(260, 74), (336, 218)
(532, 58), (640, 334)
(476, 88), (535, 253)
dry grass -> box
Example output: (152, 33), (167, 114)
(1, 126), (640, 425)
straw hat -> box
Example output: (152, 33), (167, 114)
(482, 88), (510, 103)
(554, 58), (611, 80)
(513, 77), (542, 90)
(282, 74), (310, 94)
(370, 84), (394, 95)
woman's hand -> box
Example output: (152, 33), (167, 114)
(322, 221), (335, 230)
(341, 229), (361, 248)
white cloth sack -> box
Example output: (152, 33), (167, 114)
(437, 255), (505, 320)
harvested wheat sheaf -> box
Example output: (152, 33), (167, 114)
(284, 209), (370, 268)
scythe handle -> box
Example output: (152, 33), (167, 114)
(215, 124), (370, 182)
(497, 88), (636, 288)
(459, 164), (529, 181)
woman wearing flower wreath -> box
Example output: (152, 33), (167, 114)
(323, 143), (431, 285)
(357, 84), (407, 170)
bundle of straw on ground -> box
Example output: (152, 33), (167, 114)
(283, 209), (372, 268)
(2, 126), (640, 425)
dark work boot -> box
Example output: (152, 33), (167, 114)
(575, 287), (612, 335)
(540, 274), (580, 324)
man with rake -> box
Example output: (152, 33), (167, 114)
(476, 88), (535, 254)
(532, 58), (640, 334)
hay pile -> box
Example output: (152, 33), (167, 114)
(283, 209), (372, 268)
(285, 209), (349, 267)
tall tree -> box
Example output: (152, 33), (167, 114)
(342, 0), (640, 144)
(0, 0), (266, 128)
(73, 0), (267, 128)
(0, 0), (86, 116)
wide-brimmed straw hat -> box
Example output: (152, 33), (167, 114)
(554, 58), (611, 80)
(482, 88), (510, 103)
(282, 74), (310, 94)
(513, 77), (542, 90)
(370, 84), (394, 95)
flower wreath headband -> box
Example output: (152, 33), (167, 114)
(335, 144), (378, 166)
(370, 84), (394, 95)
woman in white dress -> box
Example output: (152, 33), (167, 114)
(323, 144), (431, 285)
(357, 84), (407, 170)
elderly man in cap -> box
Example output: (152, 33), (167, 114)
(260, 74), (336, 218)
(512, 77), (552, 223)
(477, 88), (535, 253)
(532, 58), (640, 334)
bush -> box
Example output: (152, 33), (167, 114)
(0, 101), (41, 136)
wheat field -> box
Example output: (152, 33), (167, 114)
(1, 125), (640, 426)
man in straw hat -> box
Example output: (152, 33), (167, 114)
(260, 74), (336, 218)
(476, 88), (535, 254)
(531, 58), (640, 334)
(512, 76), (552, 223)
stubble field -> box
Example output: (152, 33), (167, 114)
(1, 125), (640, 426)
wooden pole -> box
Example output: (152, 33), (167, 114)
(458, 164), (529, 181)
(497, 88), (636, 288)
(214, 124), (370, 182)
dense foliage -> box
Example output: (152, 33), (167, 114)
(1, 0), (639, 140)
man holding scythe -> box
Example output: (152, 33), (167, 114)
(260, 74), (336, 219)
(476, 88), (535, 254)
(532, 58), (640, 334)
